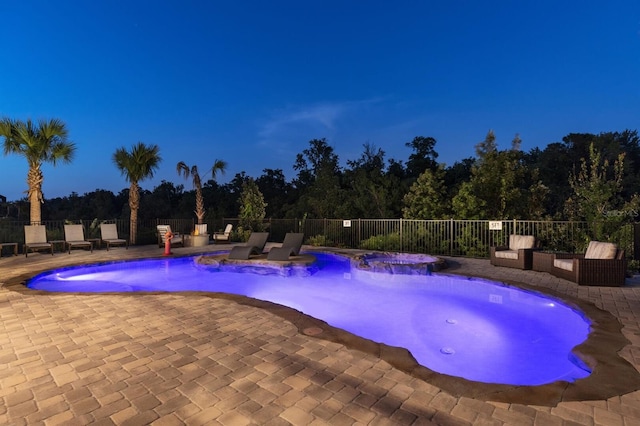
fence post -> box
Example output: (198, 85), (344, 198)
(449, 218), (454, 256)
(635, 223), (640, 261)
(399, 218), (403, 252)
(324, 218), (327, 240)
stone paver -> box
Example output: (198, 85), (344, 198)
(0, 243), (639, 424)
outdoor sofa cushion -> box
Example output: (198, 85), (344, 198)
(584, 241), (617, 260)
(493, 250), (519, 260)
(509, 235), (536, 250)
(553, 259), (574, 271)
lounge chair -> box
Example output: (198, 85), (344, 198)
(64, 224), (93, 254)
(213, 224), (233, 243)
(549, 240), (627, 286)
(267, 233), (305, 261)
(100, 223), (128, 250)
(228, 232), (269, 260)
(157, 225), (184, 248)
(24, 225), (54, 257)
(490, 235), (538, 270)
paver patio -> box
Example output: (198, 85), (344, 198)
(1, 243), (639, 425)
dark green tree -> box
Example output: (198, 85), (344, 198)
(452, 132), (544, 219)
(444, 157), (475, 198)
(200, 178), (235, 222)
(344, 143), (397, 218)
(475, 129), (498, 159)
(525, 143), (572, 217)
(527, 130), (640, 218)
(402, 165), (450, 219)
(292, 138), (344, 218)
(238, 179), (267, 232)
(564, 143), (625, 222)
(293, 138), (340, 189)
(405, 136), (439, 179)
(256, 168), (293, 217)
(140, 181), (184, 221)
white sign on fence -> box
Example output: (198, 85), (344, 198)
(489, 221), (503, 230)
(343, 220), (352, 227)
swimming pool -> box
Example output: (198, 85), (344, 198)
(27, 252), (591, 386)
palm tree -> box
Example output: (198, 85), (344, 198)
(113, 142), (161, 245)
(0, 118), (76, 224)
(176, 159), (227, 224)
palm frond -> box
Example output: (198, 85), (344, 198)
(210, 159), (228, 180)
(113, 142), (162, 183)
(176, 161), (190, 179)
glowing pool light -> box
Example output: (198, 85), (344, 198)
(27, 252), (591, 386)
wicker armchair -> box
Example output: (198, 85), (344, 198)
(550, 241), (626, 286)
(490, 235), (538, 270)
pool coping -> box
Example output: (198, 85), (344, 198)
(4, 247), (640, 406)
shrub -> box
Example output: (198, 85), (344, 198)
(359, 232), (401, 251)
(307, 234), (333, 247)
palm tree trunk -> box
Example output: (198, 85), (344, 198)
(195, 186), (204, 224)
(27, 164), (44, 224)
(129, 181), (140, 245)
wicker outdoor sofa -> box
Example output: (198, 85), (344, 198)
(549, 241), (627, 286)
(490, 234), (539, 270)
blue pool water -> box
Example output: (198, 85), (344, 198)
(27, 252), (591, 386)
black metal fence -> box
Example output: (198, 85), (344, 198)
(0, 217), (636, 260)
(0, 218), (195, 250)
(220, 218), (635, 259)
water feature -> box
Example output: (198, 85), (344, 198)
(353, 252), (447, 274)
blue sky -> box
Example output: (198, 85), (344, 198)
(1, 1), (639, 202)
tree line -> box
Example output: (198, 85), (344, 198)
(3, 117), (640, 238)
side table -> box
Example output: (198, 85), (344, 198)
(532, 251), (556, 273)
(50, 240), (66, 253)
(0, 242), (18, 257)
